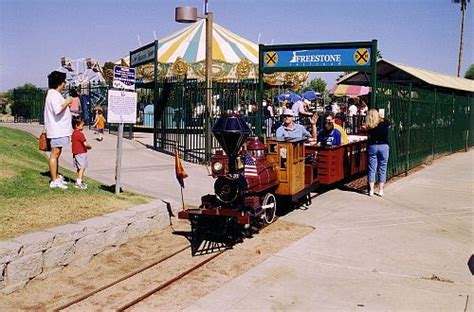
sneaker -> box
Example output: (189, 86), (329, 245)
(378, 190), (384, 197)
(57, 174), (68, 185)
(75, 182), (88, 190)
(369, 190), (374, 197)
(50, 179), (68, 189)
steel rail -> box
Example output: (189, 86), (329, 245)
(115, 251), (225, 311)
(53, 245), (190, 311)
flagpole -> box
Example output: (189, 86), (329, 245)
(180, 187), (185, 211)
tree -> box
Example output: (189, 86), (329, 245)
(10, 83), (45, 120)
(302, 77), (327, 94)
(465, 64), (474, 80)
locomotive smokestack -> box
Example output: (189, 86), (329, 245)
(212, 113), (251, 173)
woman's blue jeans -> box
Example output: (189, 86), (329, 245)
(368, 144), (390, 183)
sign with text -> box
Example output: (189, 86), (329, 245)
(107, 90), (137, 124)
(113, 66), (136, 90)
(130, 41), (156, 67)
(263, 47), (371, 69)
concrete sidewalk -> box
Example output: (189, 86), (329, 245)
(1, 123), (213, 205)
(186, 150), (473, 311)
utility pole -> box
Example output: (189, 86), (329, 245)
(454, 0), (469, 77)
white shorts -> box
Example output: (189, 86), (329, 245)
(50, 136), (70, 148)
(73, 153), (88, 170)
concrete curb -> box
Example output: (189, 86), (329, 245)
(0, 198), (181, 294)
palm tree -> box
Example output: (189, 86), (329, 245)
(453, 0), (469, 77)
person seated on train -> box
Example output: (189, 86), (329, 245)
(317, 112), (342, 147)
(275, 109), (318, 140)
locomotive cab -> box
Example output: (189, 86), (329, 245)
(266, 138), (306, 196)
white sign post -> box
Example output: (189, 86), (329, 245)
(108, 89), (137, 194)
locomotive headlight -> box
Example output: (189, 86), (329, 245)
(213, 161), (223, 172)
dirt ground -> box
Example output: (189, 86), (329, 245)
(0, 219), (313, 311)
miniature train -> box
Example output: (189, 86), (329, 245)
(178, 113), (367, 254)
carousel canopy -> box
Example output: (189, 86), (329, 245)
(116, 21), (308, 87)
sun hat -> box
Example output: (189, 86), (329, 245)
(281, 109), (296, 117)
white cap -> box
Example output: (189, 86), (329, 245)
(303, 99), (310, 104)
(281, 109), (296, 117)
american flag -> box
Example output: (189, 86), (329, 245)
(243, 153), (258, 177)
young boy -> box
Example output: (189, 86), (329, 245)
(93, 108), (105, 141)
(71, 116), (91, 189)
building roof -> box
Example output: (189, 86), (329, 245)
(338, 59), (474, 93)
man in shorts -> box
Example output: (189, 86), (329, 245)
(44, 71), (73, 189)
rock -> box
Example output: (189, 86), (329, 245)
(78, 216), (117, 234)
(13, 232), (54, 255)
(47, 224), (86, 246)
(0, 241), (22, 264)
(74, 233), (107, 260)
(5, 252), (43, 282)
(127, 219), (154, 239)
(104, 225), (129, 247)
(43, 242), (75, 268)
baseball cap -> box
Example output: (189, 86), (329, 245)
(281, 109), (296, 117)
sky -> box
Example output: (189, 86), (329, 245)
(0, 0), (472, 91)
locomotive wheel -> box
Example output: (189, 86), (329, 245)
(262, 193), (276, 224)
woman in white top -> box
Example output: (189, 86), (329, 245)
(44, 71), (73, 189)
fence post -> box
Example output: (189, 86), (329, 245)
(431, 88), (437, 160)
(405, 83), (412, 176)
(466, 93), (470, 152)
(450, 91), (455, 153)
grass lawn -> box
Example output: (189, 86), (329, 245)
(0, 126), (152, 240)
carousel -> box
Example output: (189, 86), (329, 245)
(115, 20), (308, 89)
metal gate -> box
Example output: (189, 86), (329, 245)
(153, 78), (258, 163)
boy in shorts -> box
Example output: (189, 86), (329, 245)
(71, 116), (92, 189)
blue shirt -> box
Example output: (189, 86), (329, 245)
(317, 128), (342, 147)
(276, 123), (311, 140)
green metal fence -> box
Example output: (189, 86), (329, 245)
(375, 82), (472, 178)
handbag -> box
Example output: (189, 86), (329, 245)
(39, 130), (51, 151)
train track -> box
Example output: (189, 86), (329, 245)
(53, 245), (225, 311)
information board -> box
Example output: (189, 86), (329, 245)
(107, 90), (137, 124)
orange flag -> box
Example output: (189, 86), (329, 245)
(175, 147), (188, 188)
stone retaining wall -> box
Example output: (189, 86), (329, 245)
(0, 199), (178, 294)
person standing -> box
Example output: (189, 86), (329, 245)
(69, 89), (81, 117)
(366, 109), (391, 197)
(44, 71), (73, 189)
(71, 116), (91, 189)
(263, 99), (275, 137)
(93, 108), (106, 141)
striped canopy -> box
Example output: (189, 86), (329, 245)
(117, 21), (308, 87)
(329, 84), (370, 98)
(158, 19), (258, 64)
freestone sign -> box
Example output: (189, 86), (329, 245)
(263, 47), (371, 69)
(256, 40), (378, 136)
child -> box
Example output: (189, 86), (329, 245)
(71, 116), (91, 189)
(93, 108), (106, 141)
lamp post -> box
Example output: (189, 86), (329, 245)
(176, 6), (213, 160)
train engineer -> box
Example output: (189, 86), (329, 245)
(275, 109), (318, 140)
